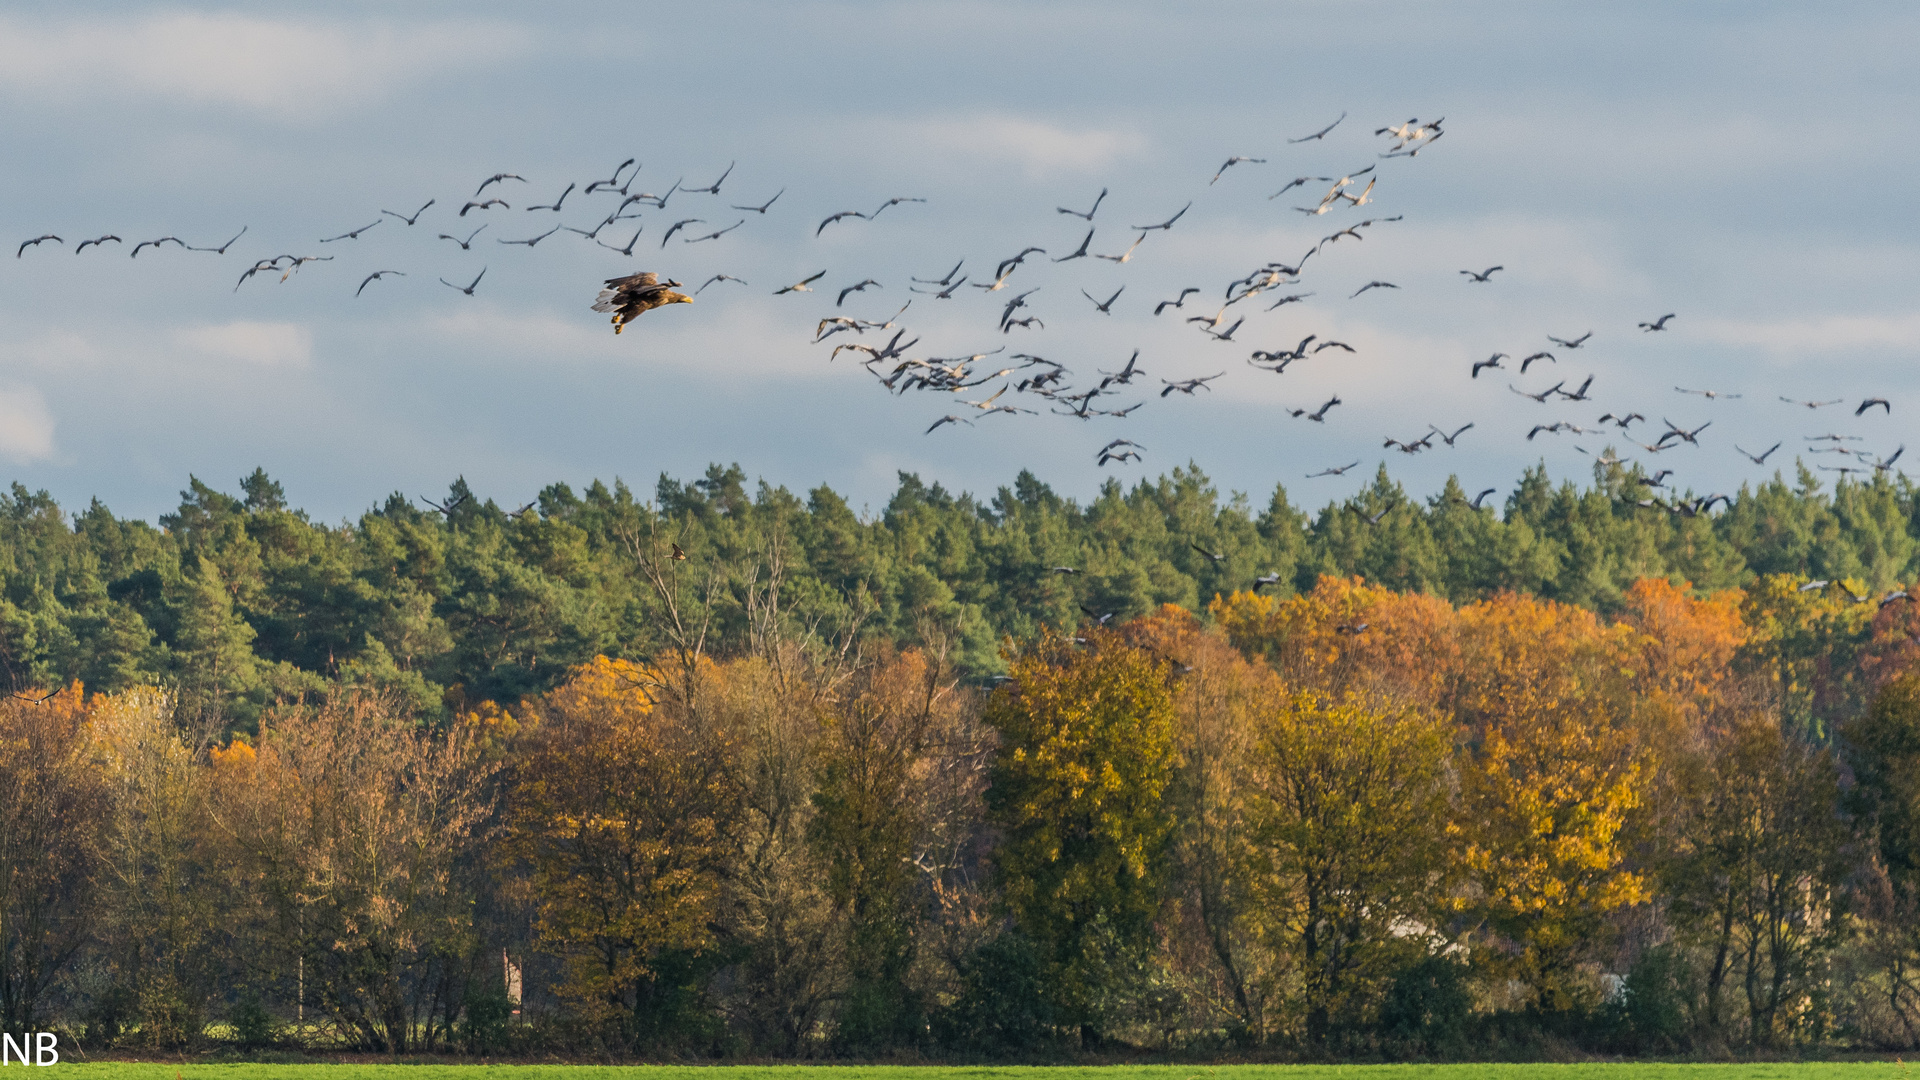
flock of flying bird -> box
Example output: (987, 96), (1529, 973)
(16, 110), (1902, 529)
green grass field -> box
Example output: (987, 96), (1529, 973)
(43, 1066), (1920, 1080)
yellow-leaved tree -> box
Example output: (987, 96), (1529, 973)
(984, 629), (1177, 1046)
(1450, 593), (1650, 1010)
(1246, 689), (1454, 1047)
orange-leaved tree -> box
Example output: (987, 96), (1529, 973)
(1213, 575), (1457, 709)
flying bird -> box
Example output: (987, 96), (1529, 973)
(381, 200), (435, 225)
(1082, 286), (1124, 313)
(683, 220), (744, 243)
(596, 229), (642, 256)
(440, 268), (486, 296)
(1058, 188), (1106, 221)
(1155, 288), (1200, 315)
(1519, 351), (1556, 373)
(1469, 488), (1499, 510)
(1052, 228), (1093, 262)
(926, 415), (973, 433)
(500, 225), (561, 247)
(1161, 373), (1224, 397)
(592, 271), (691, 332)
(1677, 387), (1740, 399)
(1132, 202), (1192, 231)
(1548, 331), (1593, 348)
(16, 235), (60, 257)
(319, 220), (381, 242)
(459, 199), (509, 216)
(869, 196), (925, 218)
(1780, 396), (1844, 409)
(731, 188), (784, 214)
(775, 270), (828, 295)
(75, 235), (123, 253)
(184, 226), (247, 254)
(1350, 281), (1398, 298)
(1736, 442), (1782, 465)
(682, 162), (734, 195)
(1094, 233), (1146, 263)
(1472, 354), (1507, 378)
(1639, 313), (1676, 331)
(474, 173), (526, 196)
(816, 210), (867, 236)
(130, 237), (186, 258)
(528, 183), (575, 211)
(837, 279), (881, 306)
(1271, 176), (1333, 199)
(1306, 395), (1341, 422)
(355, 270), (404, 296)
(659, 219), (704, 247)
(1211, 156), (1266, 184)
(584, 158), (637, 194)
(1288, 112), (1345, 142)
(1858, 397), (1892, 415)
(1460, 266), (1503, 282)
(1661, 418), (1711, 444)
(438, 225), (487, 249)
(998, 288), (1039, 330)
(1308, 460), (1361, 478)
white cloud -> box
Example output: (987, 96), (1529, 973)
(0, 386), (56, 463)
(0, 13), (526, 119)
(174, 321), (313, 368)
(886, 114), (1148, 178)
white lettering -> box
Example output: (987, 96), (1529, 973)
(1, 1033), (24, 1066)
(32, 1033), (54, 1067)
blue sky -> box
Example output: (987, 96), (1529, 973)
(1, 2), (1915, 522)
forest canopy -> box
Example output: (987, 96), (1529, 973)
(1, 459), (1915, 730)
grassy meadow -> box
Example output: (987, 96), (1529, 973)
(44, 1065), (1920, 1080)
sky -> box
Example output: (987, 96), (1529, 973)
(1, 1), (1915, 524)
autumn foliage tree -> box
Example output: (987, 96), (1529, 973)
(208, 693), (496, 1052)
(984, 629), (1178, 1045)
(1246, 689), (1454, 1047)
(502, 656), (738, 1049)
(1450, 593), (1651, 1010)
(0, 685), (102, 1032)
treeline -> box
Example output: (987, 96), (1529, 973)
(12, 563), (1920, 1058)
(1, 460), (1917, 729)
